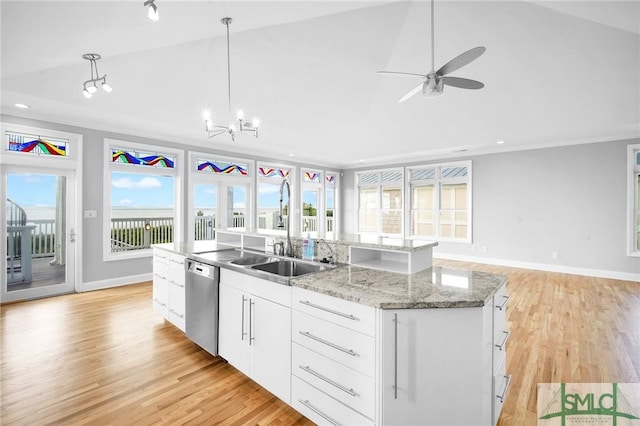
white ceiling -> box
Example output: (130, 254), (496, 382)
(2, 0), (639, 169)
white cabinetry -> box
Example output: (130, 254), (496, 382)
(152, 248), (186, 332)
(291, 286), (377, 425)
(218, 269), (291, 404)
(379, 282), (509, 425)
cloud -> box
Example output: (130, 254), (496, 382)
(119, 199), (133, 206)
(234, 202), (246, 209)
(112, 176), (162, 189)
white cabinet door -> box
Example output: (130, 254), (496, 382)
(380, 308), (492, 426)
(218, 282), (251, 376)
(250, 295), (291, 404)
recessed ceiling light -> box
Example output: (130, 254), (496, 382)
(15, 103), (30, 109)
(288, 153), (294, 157)
(496, 140), (505, 145)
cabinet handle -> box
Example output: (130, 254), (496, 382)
(249, 299), (255, 345)
(393, 313), (398, 400)
(170, 280), (185, 288)
(169, 309), (184, 319)
(497, 374), (512, 403)
(298, 399), (341, 426)
(298, 331), (357, 357)
(241, 295), (247, 341)
(154, 299), (166, 307)
(299, 365), (357, 397)
(495, 295), (510, 311)
(495, 330), (510, 351)
(298, 300), (357, 321)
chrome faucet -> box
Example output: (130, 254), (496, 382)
(278, 179), (293, 257)
(317, 239), (336, 264)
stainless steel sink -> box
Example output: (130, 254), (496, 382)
(251, 259), (330, 277)
(230, 255), (276, 266)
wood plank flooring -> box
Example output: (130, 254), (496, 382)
(1, 261), (638, 425)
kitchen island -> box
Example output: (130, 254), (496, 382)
(152, 239), (509, 425)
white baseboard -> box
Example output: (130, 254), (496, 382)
(79, 273), (153, 292)
(433, 253), (640, 283)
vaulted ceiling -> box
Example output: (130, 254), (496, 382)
(2, 1), (639, 169)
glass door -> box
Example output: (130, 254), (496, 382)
(2, 168), (76, 302)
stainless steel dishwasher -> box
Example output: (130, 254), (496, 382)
(185, 259), (219, 356)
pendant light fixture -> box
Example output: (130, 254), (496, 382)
(143, 0), (159, 21)
(203, 17), (260, 142)
(81, 53), (112, 99)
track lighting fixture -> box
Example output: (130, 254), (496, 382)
(81, 53), (112, 99)
(144, 0), (159, 21)
(202, 17), (260, 142)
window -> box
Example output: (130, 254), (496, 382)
(189, 152), (252, 240)
(408, 162), (471, 242)
(325, 172), (339, 240)
(104, 140), (182, 259)
(356, 169), (403, 236)
(257, 163), (293, 234)
(628, 144), (640, 256)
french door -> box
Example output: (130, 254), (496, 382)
(2, 167), (77, 302)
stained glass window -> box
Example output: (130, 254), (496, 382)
(112, 148), (175, 168)
(5, 131), (68, 157)
(197, 158), (248, 176)
(303, 170), (321, 183)
(258, 167), (290, 179)
(326, 174), (336, 185)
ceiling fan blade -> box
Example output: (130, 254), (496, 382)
(436, 46), (486, 76)
(399, 82), (424, 103)
(378, 71), (427, 78)
(442, 76), (484, 90)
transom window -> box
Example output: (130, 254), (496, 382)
(4, 130), (69, 157)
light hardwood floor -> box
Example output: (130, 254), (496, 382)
(1, 261), (638, 425)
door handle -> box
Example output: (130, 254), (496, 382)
(70, 229), (76, 243)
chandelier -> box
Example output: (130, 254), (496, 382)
(203, 17), (260, 142)
(81, 53), (112, 98)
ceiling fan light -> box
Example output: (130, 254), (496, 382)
(147, 2), (159, 21)
(87, 84), (98, 94)
(83, 88), (92, 98)
(102, 81), (112, 93)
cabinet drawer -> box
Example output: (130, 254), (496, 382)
(169, 254), (185, 287)
(493, 358), (510, 426)
(153, 258), (170, 281)
(292, 287), (375, 337)
(292, 310), (375, 377)
(292, 343), (375, 419)
(221, 269), (291, 307)
(292, 376), (374, 426)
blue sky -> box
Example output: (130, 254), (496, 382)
(111, 172), (174, 208)
(7, 173), (57, 206)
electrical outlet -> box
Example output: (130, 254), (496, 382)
(552, 252), (559, 260)
(83, 210), (97, 219)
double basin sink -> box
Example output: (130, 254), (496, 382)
(228, 252), (335, 277)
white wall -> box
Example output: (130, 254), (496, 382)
(342, 139), (640, 280)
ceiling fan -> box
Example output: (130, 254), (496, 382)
(378, 0), (486, 101)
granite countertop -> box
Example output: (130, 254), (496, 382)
(290, 264), (507, 309)
(154, 240), (506, 309)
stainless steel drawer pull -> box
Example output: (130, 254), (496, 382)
(495, 295), (510, 311)
(299, 365), (357, 397)
(497, 374), (512, 403)
(241, 295), (247, 341)
(298, 300), (357, 321)
(169, 309), (184, 319)
(393, 313), (398, 400)
(298, 331), (357, 356)
(298, 399), (341, 426)
(170, 280), (185, 288)
(495, 330), (510, 351)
